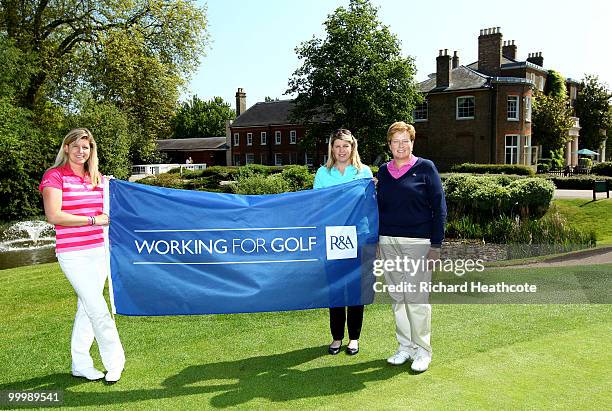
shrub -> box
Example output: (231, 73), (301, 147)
(451, 163), (535, 176)
(137, 173), (185, 189)
(592, 161), (612, 176)
(578, 157), (592, 168)
(200, 166), (241, 179)
(443, 174), (553, 220)
(548, 175), (612, 189)
(536, 163), (551, 174)
(0, 99), (61, 221)
(280, 165), (314, 191)
(237, 164), (274, 179)
(231, 174), (291, 195)
(446, 211), (596, 250)
(507, 178), (555, 218)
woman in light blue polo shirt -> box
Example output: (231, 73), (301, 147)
(313, 128), (373, 356)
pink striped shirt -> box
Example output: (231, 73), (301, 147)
(39, 163), (105, 253)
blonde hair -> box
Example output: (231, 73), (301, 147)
(387, 121), (416, 144)
(51, 128), (101, 187)
(324, 129), (364, 171)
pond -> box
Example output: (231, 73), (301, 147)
(0, 221), (57, 270)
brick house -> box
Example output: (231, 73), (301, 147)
(229, 89), (329, 167)
(412, 27), (579, 170)
(156, 137), (229, 166)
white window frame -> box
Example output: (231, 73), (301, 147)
(246, 132), (253, 146)
(233, 133), (239, 146)
(290, 130), (297, 144)
(456, 96), (475, 119)
(275, 131), (281, 145)
(245, 153), (254, 164)
(507, 95), (519, 121)
(274, 153), (282, 166)
(305, 152), (313, 166)
(260, 131), (267, 145)
(505, 135), (520, 165)
(527, 72), (535, 85)
(413, 100), (428, 122)
(525, 96), (532, 122)
(233, 154), (241, 166)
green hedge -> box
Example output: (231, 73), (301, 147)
(231, 174), (291, 195)
(451, 163), (535, 176)
(592, 162), (612, 177)
(137, 165), (315, 192)
(443, 174), (554, 220)
(548, 175), (612, 190)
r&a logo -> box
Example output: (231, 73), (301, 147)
(325, 226), (357, 260)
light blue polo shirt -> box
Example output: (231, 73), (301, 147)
(313, 164), (373, 189)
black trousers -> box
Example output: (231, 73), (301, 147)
(329, 305), (364, 341)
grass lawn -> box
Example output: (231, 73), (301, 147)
(1, 262), (611, 409)
(551, 198), (612, 245)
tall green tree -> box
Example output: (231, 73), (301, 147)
(532, 90), (574, 158)
(0, 0), (208, 163)
(545, 70), (567, 99)
(286, 0), (420, 162)
(67, 96), (132, 179)
(575, 75), (612, 150)
(172, 96), (235, 139)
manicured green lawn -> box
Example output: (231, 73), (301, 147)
(552, 198), (612, 245)
(1, 262), (611, 409)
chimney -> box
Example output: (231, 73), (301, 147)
(436, 49), (451, 88)
(502, 40), (517, 60)
(527, 52), (544, 67)
(452, 50), (459, 69)
(235, 88), (246, 117)
(478, 26), (503, 76)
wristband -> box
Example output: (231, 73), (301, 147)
(92, 216), (96, 226)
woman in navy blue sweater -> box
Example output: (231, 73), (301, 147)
(377, 121), (447, 372)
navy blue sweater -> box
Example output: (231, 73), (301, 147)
(376, 158), (447, 247)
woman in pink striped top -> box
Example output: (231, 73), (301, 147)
(40, 128), (125, 384)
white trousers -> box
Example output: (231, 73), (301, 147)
(57, 247), (125, 372)
(379, 235), (432, 354)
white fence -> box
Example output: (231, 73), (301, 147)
(130, 163), (207, 181)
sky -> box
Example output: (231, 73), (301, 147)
(186, 0), (612, 111)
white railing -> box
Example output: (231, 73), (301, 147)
(131, 163), (207, 176)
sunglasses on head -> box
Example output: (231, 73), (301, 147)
(334, 129), (352, 137)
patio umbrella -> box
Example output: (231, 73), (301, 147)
(576, 148), (599, 156)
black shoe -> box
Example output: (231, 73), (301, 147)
(328, 341), (342, 355)
(346, 345), (359, 355)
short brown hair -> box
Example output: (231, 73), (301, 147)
(387, 121), (415, 144)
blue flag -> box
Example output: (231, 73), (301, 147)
(108, 178), (379, 316)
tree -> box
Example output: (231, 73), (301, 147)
(286, 0), (420, 162)
(1, 0), (208, 163)
(575, 75), (612, 150)
(545, 70), (567, 99)
(172, 96), (235, 139)
(67, 96), (132, 179)
(532, 90), (574, 158)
